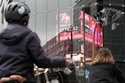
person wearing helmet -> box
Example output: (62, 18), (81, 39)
(0, 2), (71, 83)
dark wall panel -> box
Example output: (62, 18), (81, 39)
(102, 0), (125, 61)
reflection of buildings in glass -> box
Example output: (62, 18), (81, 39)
(60, 13), (70, 26)
(58, 12), (71, 32)
(73, 0), (104, 58)
(73, 0), (97, 28)
(43, 21), (103, 59)
(43, 0), (104, 62)
(43, 36), (68, 57)
(43, 33), (80, 57)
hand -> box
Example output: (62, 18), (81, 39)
(10, 75), (26, 83)
(0, 77), (11, 83)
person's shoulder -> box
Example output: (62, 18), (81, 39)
(28, 31), (38, 37)
(26, 31), (40, 42)
(91, 63), (115, 68)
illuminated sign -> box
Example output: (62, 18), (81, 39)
(79, 11), (103, 47)
(57, 12), (71, 32)
(79, 11), (97, 31)
(59, 11), (103, 47)
(59, 30), (103, 46)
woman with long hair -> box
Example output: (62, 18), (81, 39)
(89, 48), (125, 83)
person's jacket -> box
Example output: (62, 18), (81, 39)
(0, 24), (65, 80)
(89, 63), (125, 83)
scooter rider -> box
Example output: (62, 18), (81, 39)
(0, 2), (71, 83)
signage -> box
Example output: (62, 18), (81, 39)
(59, 11), (103, 47)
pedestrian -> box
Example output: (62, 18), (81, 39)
(88, 47), (125, 83)
(0, 2), (71, 83)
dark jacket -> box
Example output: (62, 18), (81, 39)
(0, 24), (65, 79)
(89, 63), (125, 83)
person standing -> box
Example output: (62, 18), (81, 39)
(0, 2), (71, 83)
(89, 48), (125, 83)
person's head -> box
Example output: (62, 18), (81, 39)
(91, 47), (115, 65)
(4, 2), (30, 26)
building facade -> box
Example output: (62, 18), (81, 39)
(73, 0), (97, 27)
(73, 0), (103, 59)
(43, 0), (104, 59)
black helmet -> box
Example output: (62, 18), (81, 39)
(4, 2), (30, 25)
